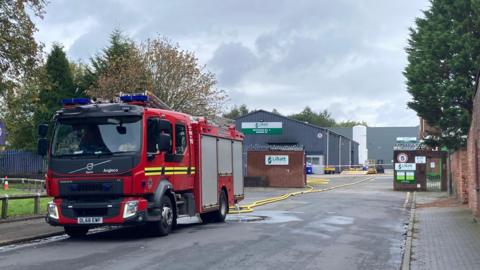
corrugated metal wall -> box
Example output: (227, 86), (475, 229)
(0, 150), (46, 177)
(340, 137), (350, 167)
(327, 133), (339, 167)
(236, 111), (328, 155)
(236, 110), (359, 172)
(367, 127), (419, 169)
(351, 141), (359, 165)
(330, 126), (419, 168)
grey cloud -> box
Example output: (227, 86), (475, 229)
(68, 29), (111, 62)
(208, 42), (258, 86)
(35, 0), (430, 126)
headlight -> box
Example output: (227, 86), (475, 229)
(48, 202), (59, 219)
(123, 201), (138, 218)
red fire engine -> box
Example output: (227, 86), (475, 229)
(38, 94), (244, 237)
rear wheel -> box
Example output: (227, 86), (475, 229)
(64, 226), (89, 238)
(201, 190), (228, 223)
(148, 195), (174, 236)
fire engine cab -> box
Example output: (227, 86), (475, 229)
(38, 94), (244, 238)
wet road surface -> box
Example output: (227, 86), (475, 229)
(0, 175), (409, 270)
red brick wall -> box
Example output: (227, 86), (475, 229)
(247, 150), (306, 188)
(451, 85), (480, 216)
(451, 149), (469, 204)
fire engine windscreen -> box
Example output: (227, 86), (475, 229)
(51, 116), (142, 156)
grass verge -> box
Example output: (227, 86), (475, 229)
(0, 187), (51, 218)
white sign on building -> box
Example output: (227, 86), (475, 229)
(395, 163), (416, 171)
(265, 155), (289, 165)
(415, 156), (426, 164)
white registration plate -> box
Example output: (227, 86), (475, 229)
(77, 217), (103, 224)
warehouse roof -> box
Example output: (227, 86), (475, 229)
(235, 109), (358, 145)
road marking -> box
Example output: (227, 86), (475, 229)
(404, 192), (411, 209)
(306, 178), (330, 185)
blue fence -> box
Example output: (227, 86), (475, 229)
(0, 150), (46, 177)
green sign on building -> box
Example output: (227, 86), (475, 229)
(241, 122), (283, 135)
(396, 171), (416, 183)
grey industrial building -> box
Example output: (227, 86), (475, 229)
(330, 126), (419, 169)
(235, 110), (359, 174)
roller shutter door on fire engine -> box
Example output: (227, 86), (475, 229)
(201, 136), (218, 207)
(232, 141), (244, 197)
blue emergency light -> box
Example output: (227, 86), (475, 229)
(61, 98), (92, 106)
(120, 94), (149, 102)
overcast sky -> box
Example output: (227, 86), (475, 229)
(33, 0), (430, 126)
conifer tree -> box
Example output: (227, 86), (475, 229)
(405, 0), (480, 149)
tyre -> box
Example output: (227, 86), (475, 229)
(214, 190), (228, 222)
(201, 190), (228, 223)
(64, 226), (89, 238)
(148, 195), (174, 236)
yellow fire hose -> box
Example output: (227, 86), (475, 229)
(229, 176), (374, 214)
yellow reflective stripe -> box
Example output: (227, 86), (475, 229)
(144, 166), (196, 175)
(145, 167), (162, 170)
(145, 172), (162, 176)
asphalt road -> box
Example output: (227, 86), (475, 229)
(0, 175), (409, 270)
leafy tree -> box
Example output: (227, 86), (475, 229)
(3, 75), (42, 150)
(70, 62), (91, 96)
(0, 0), (46, 97)
(93, 30), (133, 72)
(405, 0), (480, 150)
(85, 32), (225, 116)
(87, 46), (147, 100)
(34, 44), (78, 136)
(223, 104), (249, 119)
(142, 37), (226, 116)
(289, 107), (336, 127)
(83, 29), (135, 96)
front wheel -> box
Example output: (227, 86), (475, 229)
(147, 195), (175, 236)
(64, 226), (89, 238)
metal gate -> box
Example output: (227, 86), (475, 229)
(426, 157), (442, 191)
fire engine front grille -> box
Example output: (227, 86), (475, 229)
(74, 208), (108, 217)
(73, 183), (109, 192)
(59, 180), (123, 196)
(61, 198), (122, 219)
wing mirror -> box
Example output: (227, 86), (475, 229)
(38, 124), (48, 138)
(37, 138), (49, 156)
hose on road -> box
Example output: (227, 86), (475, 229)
(229, 176), (375, 214)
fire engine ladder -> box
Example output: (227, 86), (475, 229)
(145, 91), (172, 110)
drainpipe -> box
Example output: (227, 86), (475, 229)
(349, 141), (352, 167)
(339, 136), (342, 172)
(326, 131), (330, 167)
